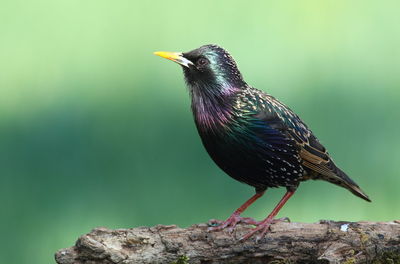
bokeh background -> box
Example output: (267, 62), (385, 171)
(1, 0), (399, 263)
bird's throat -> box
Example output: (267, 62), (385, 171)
(190, 84), (237, 133)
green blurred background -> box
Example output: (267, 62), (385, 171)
(1, 0), (399, 263)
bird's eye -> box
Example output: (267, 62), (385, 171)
(196, 57), (209, 68)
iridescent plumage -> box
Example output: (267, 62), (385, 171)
(155, 44), (370, 241)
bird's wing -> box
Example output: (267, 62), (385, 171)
(247, 91), (336, 178)
(237, 88), (370, 201)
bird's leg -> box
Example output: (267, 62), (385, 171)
(240, 188), (296, 241)
(208, 190), (265, 233)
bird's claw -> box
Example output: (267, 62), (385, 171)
(207, 214), (259, 233)
(240, 217), (290, 241)
(240, 221), (272, 242)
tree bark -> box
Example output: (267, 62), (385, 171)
(55, 221), (400, 264)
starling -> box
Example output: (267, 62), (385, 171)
(154, 44), (370, 241)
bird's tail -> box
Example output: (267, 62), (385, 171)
(330, 167), (371, 202)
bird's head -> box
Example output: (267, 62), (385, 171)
(154, 45), (245, 96)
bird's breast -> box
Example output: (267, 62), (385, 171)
(195, 115), (304, 189)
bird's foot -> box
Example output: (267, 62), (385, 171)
(207, 214), (260, 233)
(239, 218), (273, 242)
(239, 217), (290, 242)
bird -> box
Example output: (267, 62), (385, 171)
(154, 44), (370, 241)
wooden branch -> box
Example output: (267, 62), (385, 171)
(55, 221), (400, 264)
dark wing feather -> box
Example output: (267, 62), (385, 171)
(247, 89), (370, 201)
(256, 93), (336, 177)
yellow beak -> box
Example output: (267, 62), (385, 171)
(153, 51), (193, 68)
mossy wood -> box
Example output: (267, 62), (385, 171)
(55, 221), (400, 264)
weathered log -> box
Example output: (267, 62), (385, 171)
(55, 221), (400, 264)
